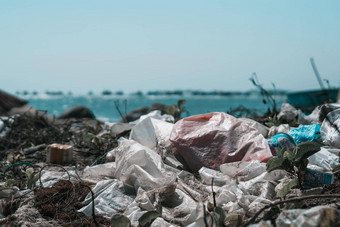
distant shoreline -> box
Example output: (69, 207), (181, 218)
(14, 89), (288, 97)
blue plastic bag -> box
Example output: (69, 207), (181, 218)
(288, 124), (321, 144)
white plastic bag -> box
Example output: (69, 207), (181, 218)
(114, 138), (175, 192)
(276, 206), (340, 227)
(79, 179), (134, 218)
(308, 147), (340, 171)
(130, 110), (174, 124)
(130, 117), (174, 151)
(321, 109), (340, 148)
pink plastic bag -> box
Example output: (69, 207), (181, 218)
(170, 112), (273, 172)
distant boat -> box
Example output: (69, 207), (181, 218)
(287, 58), (339, 112)
(287, 88), (339, 112)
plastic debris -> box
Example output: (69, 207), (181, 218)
(303, 169), (334, 188)
(239, 118), (269, 138)
(79, 179), (134, 218)
(277, 103), (298, 124)
(276, 206), (340, 227)
(288, 124), (321, 144)
(130, 110), (174, 124)
(321, 108), (340, 148)
(308, 147), (340, 172)
(268, 124), (292, 138)
(170, 112), (272, 172)
(267, 133), (296, 156)
(114, 138), (176, 193)
(129, 116), (174, 151)
(101, 122), (133, 137)
(3, 97), (340, 226)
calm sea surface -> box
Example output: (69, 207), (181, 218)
(24, 94), (287, 122)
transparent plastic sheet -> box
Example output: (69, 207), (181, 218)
(39, 162), (116, 187)
(321, 109), (340, 148)
(101, 122), (133, 137)
(161, 189), (203, 226)
(248, 220), (273, 227)
(200, 161), (286, 218)
(114, 138), (176, 193)
(123, 201), (147, 227)
(129, 116), (174, 151)
(130, 110), (174, 124)
(79, 179), (134, 218)
(134, 186), (203, 226)
(239, 118), (269, 138)
(268, 124), (291, 138)
(170, 112), (272, 172)
(199, 167), (231, 186)
(0, 115), (17, 137)
(276, 206), (340, 227)
(318, 103), (340, 122)
(150, 217), (176, 227)
(219, 161), (267, 181)
(39, 170), (74, 188)
(297, 108), (320, 125)
(277, 103), (298, 124)
(308, 147), (340, 171)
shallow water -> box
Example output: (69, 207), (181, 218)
(24, 94), (287, 122)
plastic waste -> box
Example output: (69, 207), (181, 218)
(297, 107), (321, 125)
(239, 118), (269, 138)
(101, 122), (133, 137)
(114, 138), (176, 193)
(276, 206), (340, 227)
(80, 162), (116, 183)
(267, 124), (291, 138)
(219, 161), (267, 181)
(79, 179), (134, 218)
(199, 167), (231, 186)
(170, 112), (273, 172)
(130, 110), (174, 124)
(134, 185), (203, 226)
(150, 217), (175, 227)
(277, 103), (298, 124)
(248, 220), (273, 227)
(0, 115), (16, 137)
(129, 116), (174, 151)
(318, 103), (340, 122)
(303, 169), (334, 188)
(288, 124), (321, 144)
(308, 147), (340, 172)
(321, 108), (340, 148)
(267, 133), (296, 156)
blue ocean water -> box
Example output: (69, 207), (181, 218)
(24, 94), (287, 122)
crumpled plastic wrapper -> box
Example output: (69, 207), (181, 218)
(276, 205), (340, 227)
(321, 109), (340, 148)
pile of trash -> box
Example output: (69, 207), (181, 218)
(0, 101), (340, 226)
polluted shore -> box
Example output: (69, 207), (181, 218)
(0, 88), (340, 227)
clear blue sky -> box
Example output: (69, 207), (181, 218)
(1, 0), (340, 94)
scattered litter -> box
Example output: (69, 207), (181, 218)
(267, 133), (296, 156)
(276, 206), (340, 227)
(321, 108), (340, 148)
(1, 97), (340, 226)
(47, 144), (73, 164)
(170, 112), (272, 172)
